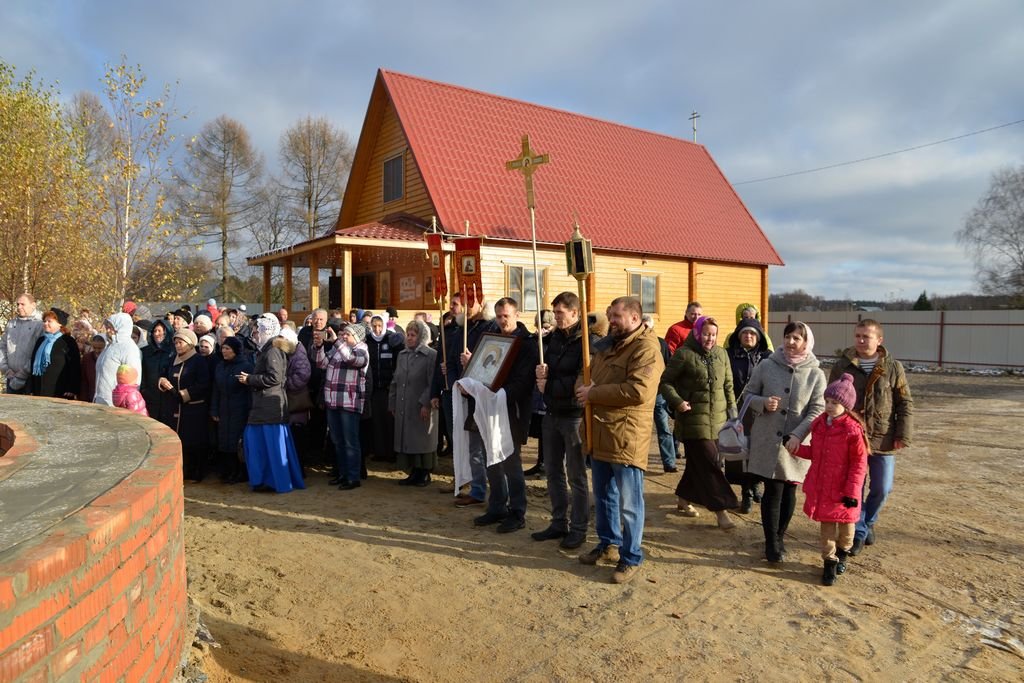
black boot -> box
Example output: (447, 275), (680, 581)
(739, 489), (753, 514)
(822, 559), (839, 586)
(836, 549), (849, 575)
(398, 469), (417, 486)
(415, 469), (432, 487)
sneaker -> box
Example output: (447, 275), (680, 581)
(473, 511), (507, 526)
(865, 527), (876, 546)
(849, 536), (866, 557)
(531, 526), (568, 542)
(578, 545), (620, 565)
(612, 561), (641, 584)
(560, 530), (587, 550)
(716, 510), (736, 530)
(455, 496), (485, 508)
(496, 517), (526, 534)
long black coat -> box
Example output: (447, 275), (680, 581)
(141, 320), (174, 414)
(541, 321), (599, 418)
(30, 334), (81, 398)
(210, 355), (253, 452)
(157, 353), (212, 449)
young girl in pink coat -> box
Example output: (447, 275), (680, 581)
(796, 373), (868, 586)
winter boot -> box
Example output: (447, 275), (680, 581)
(398, 469), (417, 486)
(415, 469), (432, 487)
(822, 559), (839, 586)
(739, 489), (753, 514)
(836, 549), (849, 575)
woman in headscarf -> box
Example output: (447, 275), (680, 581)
(389, 320), (437, 486)
(211, 336), (254, 483)
(365, 311), (403, 463)
(742, 320), (826, 562)
(157, 329), (212, 482)
(659, 316), (739, 530)
(141, 319), (175, 416)
(238, 313), (305, 493)
(30, 308), (80, 399)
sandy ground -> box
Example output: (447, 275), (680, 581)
(183, 373), (1024, 681)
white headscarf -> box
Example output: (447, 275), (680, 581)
(254, 313), (281, 347)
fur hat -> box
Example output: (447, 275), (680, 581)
(49, 307), (70, 327)
(174, 308), (193, 325)
(278, 327), (298, 345)
(343, 323), (366, 343)
(198, 334), (217, 350)
(824, 373), (857, 411)
(174, 329), (198, 347)
(222, 336), (243, 355)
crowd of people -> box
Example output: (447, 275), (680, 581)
(0, 291), (913, 587)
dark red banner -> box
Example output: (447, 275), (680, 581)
(426, 232), (447, 300)
(453, 236), (483, 307)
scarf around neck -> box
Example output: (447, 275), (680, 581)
(783, 322), (815, 366)
(33, 331), (62, 376)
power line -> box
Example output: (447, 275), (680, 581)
(733, 117), (1024, 186)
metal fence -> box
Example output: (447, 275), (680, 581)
(767, 310), (1024, 370)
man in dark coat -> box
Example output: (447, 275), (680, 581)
(463, 297), (538, 533)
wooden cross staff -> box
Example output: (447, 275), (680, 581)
(506, 134), (550, 363)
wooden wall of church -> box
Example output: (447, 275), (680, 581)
(690, 261), (764, 331)
(351, 99), (434, 225)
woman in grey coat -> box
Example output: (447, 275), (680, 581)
(742, 321), (826, 562)
(389, 320), (438, 486)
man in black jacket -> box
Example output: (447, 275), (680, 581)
(532, 292), (598, 549)
(463, 297), (537, 533)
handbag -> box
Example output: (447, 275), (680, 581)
(287, 388), (314, 414)
(717, 394), (753, 462)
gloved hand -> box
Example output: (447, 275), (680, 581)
(841, 497), (858, 508)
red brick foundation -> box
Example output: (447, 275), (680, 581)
(0, 402), (187, 682)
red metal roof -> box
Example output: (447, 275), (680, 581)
(376, 70), (782, 266)
(333, 215), (428, 241)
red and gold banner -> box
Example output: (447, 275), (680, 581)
(425, 232), (447, 300)
(453, 236), (483, 307)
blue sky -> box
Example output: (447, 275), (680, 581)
(3, 0), (1023, 301)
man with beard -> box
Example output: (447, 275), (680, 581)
(575, 297), (663, 584)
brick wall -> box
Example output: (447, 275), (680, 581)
(0, 411), (188, 682)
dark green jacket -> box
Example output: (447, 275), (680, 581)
(660, 333), (735, 441)
(830, 346), (913, 452)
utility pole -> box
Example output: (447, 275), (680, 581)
(689, 110), (700, 142)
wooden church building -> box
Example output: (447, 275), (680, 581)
(247, 69), (783, 332)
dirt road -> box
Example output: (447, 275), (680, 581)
(184, 373), (1024, 681)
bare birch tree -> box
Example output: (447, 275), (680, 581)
(181, 115), (264, 302)
(957, 165), (1024, 301)
(279, 115), (353, 239)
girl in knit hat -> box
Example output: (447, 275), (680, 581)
(795, 373), (869, 586)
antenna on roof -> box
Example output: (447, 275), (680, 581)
(689, 111), (701, 142)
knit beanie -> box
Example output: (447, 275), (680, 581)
(824, 373), (857, 411)
(343, 323), (366, 343)
(173, 329), (198, 347)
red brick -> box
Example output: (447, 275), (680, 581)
(51, 639), (84, 678)
(0, 629), (52, 681)
(83, 613), (109, 651)
(144, 525), (170, 564)
(83, 507), (132, 554)
(71, 547), (121, 599)
(18, 534), (87, 592)
(0, 575), (14, 613)
(0, 591), (67, 650)
(107, 594), (129, 628)
(56, 582), (111, 639)
(128, 482), (160, 524)
(108, 551), (147, 599)
(126, 639), (156, 683)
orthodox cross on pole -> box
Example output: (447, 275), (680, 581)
(506, 134), (550, 209)
(506, 134), (550, 363)
(689, 110), (700, 142)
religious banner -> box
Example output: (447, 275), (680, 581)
(425, 232), (448, 300)
(453, 236), (483, 307)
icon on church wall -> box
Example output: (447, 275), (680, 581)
(461, 255), (477, 275)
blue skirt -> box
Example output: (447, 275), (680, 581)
(244, 424), (306, 493)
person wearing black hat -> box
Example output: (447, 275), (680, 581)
(211, 335), (254, 482)
(726, 316), (772, 513)
(30, 308), (81, 399)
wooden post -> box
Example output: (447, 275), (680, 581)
(283, 259), (293, 311)
(761, 265), (769, 331)
(309, 251), (320, 310)
(341, 248), (352, 314)
(262, 263), (272, 311)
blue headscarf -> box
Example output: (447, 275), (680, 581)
(32, 330), (62, 376)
